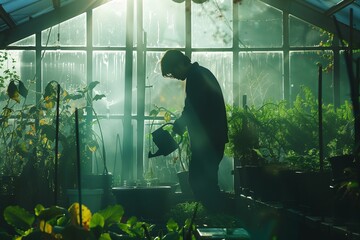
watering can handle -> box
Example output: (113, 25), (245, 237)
(166, 122), (183, 145)
(159, 122), (183, 145)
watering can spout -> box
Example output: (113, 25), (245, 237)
(148, 150), (162, 158)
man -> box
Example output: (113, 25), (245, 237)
(160, 49), (229, 212)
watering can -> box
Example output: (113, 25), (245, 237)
(148, 123), (183, 158)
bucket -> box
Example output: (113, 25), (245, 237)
(67, 188), (104, 213)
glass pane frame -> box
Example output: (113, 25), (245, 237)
(238, 0), (283, 48)
(143, 0), (186, 48)
(238, 51), (283, 106)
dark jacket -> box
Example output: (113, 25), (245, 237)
(176, 62), (228, 151)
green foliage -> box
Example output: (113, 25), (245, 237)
(166, 202), (242, 230)
(0, 51), (106, 193)
(226, 86), (354, 171)
(1, 203), (154, 240)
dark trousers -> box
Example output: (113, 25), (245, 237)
(188, 143), (225, 212)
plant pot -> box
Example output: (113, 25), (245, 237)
(112, 186), (172, 221)
(177, 171), (193, 196)
(328, 155), (356, 184)
(291, 171), (333, 216)
(236, 165), (259, 196)
(81, 174), (115, 207)
(67, 188), (104, 213)
(236, 165), (296, 203)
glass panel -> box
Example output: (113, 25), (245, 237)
(145, 51), (186, 116)
(192, 52), (233, 105)
(289, 15), (330, 47)
(93, 0), (127, 47)
(93, 51), (126, 115)
(9, 35), (35, 46)
(289, 51), (333, 104)
(143, 0), (185, 48)
(238, 52), (283, 106)
(93, 118), (124, 180)
(339, 50), (360, 104)
(0, 50), (36, 109)
(41, 14), (86, 47)
(42, 51), (86, 90)
(303, 0), (337, 11)
(238, 0), (282, 48)
(336, 4), (360, 31)
(192, 0), (233, 48)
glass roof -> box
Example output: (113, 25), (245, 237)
(0, 0), (74, 32)
(0, 0), (359, 46)
(303, 0), (360, 31)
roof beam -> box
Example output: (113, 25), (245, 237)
(325, 0), (354, 16)
(52, 0), (61, 9)
(0, 0), (111, 48)
(0, 4), (16, 29)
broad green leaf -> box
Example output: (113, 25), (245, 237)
(166, 218), (179, 232)
(4, 206), (35, 231)
(18, 80), (28, 98)
(99, 233), (112, 240)
(37, 206), (68, 222)
(150, 108), (159, 116)
(93, 94), (106, 101)
(7, 81), (20, 103)
(40, 124), (56, 141)
(90, 213), (105, 228)
(35, 204), (45, 217)
(97, 205), (124, 227)
(88, 81), (100, 91)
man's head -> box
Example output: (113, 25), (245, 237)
(160, 50), (191, 80)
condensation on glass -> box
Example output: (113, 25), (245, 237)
(93, 0), (127, 47)
(143, 0), (185, 48)
(41, 14), (86, 47)
(9, 35), (35, 47)
(41, 51), (87, 91)
(289, 15), (330, 47)
(289, 50), (334, 103)
(238, 0), (282, 48)
(92, 51), (126, 115)
(192, 0), (233, 48)
(238, 51), (283, 106)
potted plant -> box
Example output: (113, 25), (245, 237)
(227, 86), (354, 208)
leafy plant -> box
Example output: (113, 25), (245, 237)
(1, 203), (154, 240)
(226, 86), (354, 171)
(0, 51), (107, 209)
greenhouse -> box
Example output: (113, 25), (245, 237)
(0, 0), (359, 239)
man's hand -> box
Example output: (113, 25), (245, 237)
(173, 118), (186, 135)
